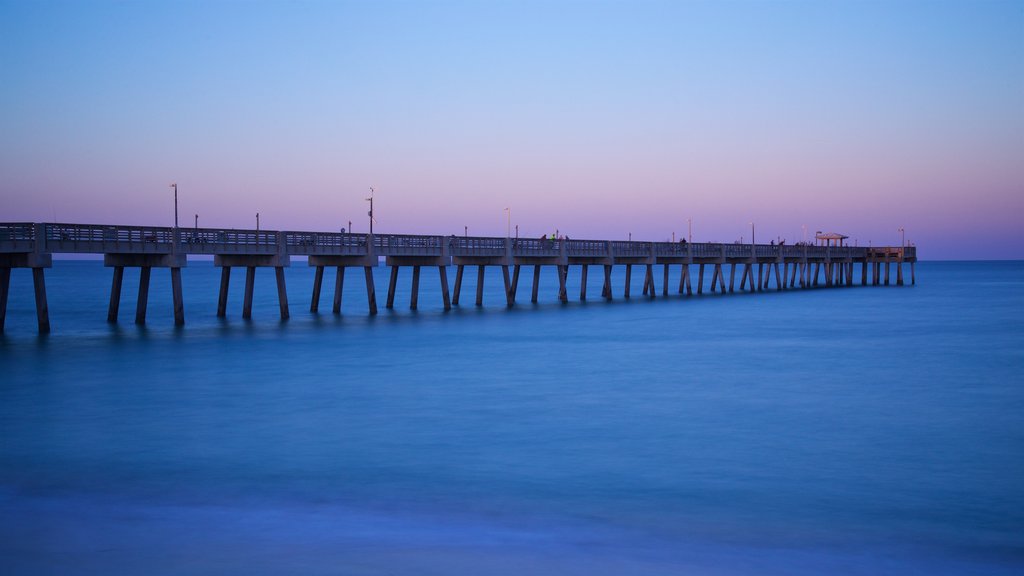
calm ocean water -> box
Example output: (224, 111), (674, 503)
(1, 260), (1022, 575)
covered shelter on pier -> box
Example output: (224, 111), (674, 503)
(815, 232), (848, 247)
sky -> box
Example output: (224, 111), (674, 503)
(1, 0), (1021, 259)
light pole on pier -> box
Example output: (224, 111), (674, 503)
(750, 222), (755, 246)
(688, 218), (692, 243)
(194, 214), (198, 230)
(504, 207), (510, 238)
(256, 212), (260, 232)
(170, 182), (178, 229)
(348, 221), (352, 234)
(366, 187), (375, 235)
(898, 227), (905, 248)
(802, 225), (807, 244)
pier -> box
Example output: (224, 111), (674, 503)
(0, 222), (916, 333)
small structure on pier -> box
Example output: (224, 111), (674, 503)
(815, 232), (848, 247)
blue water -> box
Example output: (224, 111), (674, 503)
(2, 260), (1022, 575)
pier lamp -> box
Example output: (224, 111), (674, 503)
(256, 212), (260, 232)
(688, 218), (692, 243)
(898, 227), (905, 247)
(170, 182), (178, 229)
(194, 214), (198, 230)
(366, 187), (375, 235)
(750, 222), (755, 246)
(504, 207), (510, 238)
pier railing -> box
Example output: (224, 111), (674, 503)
(374, 234), (443, 256)
(450, 236), (506, 257)
(0, 222), (915, 263)
(0, 222), (36, 252)
(513, 238), (561, 257)
(610, 241), (650, 258)
(45, 222), (175, 253)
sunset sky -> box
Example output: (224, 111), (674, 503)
(2, 0), (1021, 259)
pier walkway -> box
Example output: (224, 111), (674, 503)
(0, 222), (916, 333)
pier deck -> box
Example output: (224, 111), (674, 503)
(0, 222), (916, 332)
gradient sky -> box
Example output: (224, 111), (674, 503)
(2, 0), (1021, 259)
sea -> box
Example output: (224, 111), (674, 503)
(1, 259), (1022, 575)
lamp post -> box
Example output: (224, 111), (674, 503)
(750, 222), (755, 246)
(688, 218), (692, 243)
(898, 227), (905, 248)
(366, 187), (374, 235)
(504, 207), (510, 238)
(170, 182), (178, 228)
(194, 214), (198, 230)
(256, 212), (260, 232)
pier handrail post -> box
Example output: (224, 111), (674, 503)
(33, 223), (46, 256)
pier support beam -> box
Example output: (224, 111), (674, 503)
(0, 268), (9, 333)
(410, 266), (421, 310)
(171, 267), (184, 325)
(243, 266), (255, 319)
(602, 265), (613, 300)
(311, 265), (324, 312)
(215, 253), (289, 320)
(364, 266), (377, 315)
(439, 266), (451, 310)
(663, 264), (670, 296)
(275, 267), (289, 320)
(511, 265), (521, 302)
(502, 265), (514, 307)
(729, 264), (737, 293)
(453, 265), (464, 306)
(624, 265), (632, 298)
(476, 265), (485, 306)
(580, 265), (589, 301)
(644, 264), (655, 299)
(0, 259), (52, 335)
(558, 265), (569, 302)
(32, 268), (50, 333)
(218, 267), (231, 317)
(107, 266), (124, 323)
(698, 264), (705, 294)
(680, 264), (692, 295)
(135, 266), (151, 325)
(333, 267), (345, 314)
(531, 265), (541, 303)
(386, 265), (400, 309)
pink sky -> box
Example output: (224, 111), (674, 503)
(2, 1), (1021, 259)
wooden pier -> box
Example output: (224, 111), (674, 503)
(0, 222), (917, 333)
